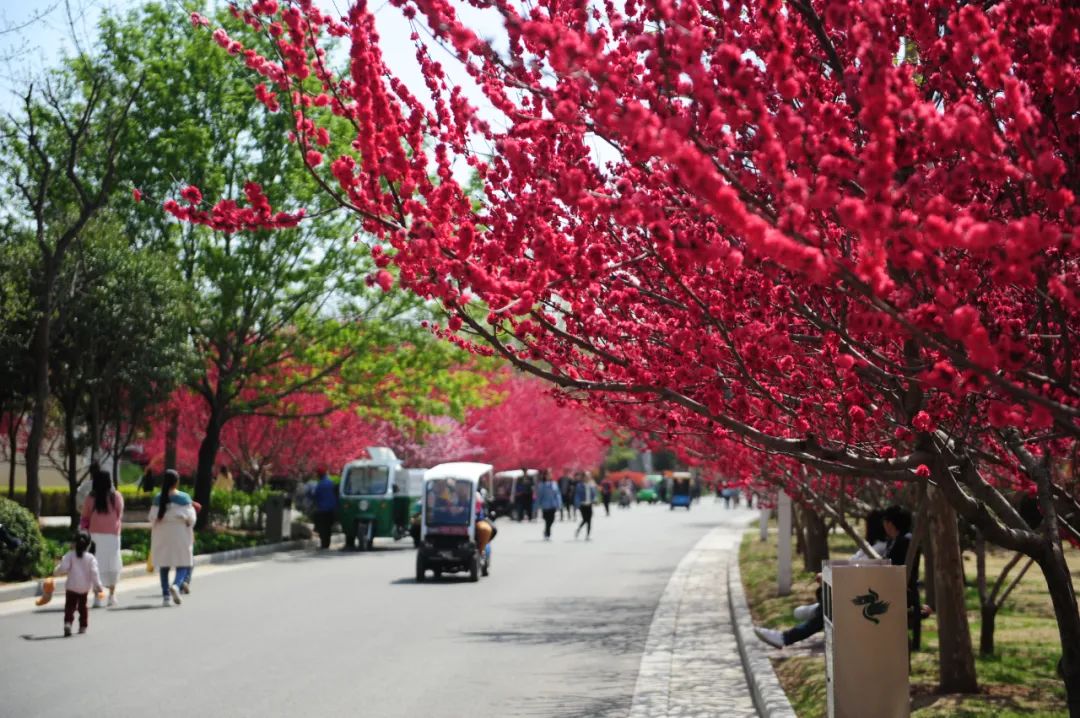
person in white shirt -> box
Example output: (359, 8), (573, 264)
(53, 531), (103, 637)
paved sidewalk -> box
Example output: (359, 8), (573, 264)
(629, 525), (758, 718)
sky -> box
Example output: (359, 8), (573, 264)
(0, 0), (507, 121)
(0, 0), (616, 182)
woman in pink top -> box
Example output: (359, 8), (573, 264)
(80, 470), (124, 607)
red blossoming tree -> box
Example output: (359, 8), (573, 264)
(142, 388), (382, 482)
(463, 371), (609, 472)
(174, 0), (1079, 707)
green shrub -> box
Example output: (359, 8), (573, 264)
(10, 485), (284, 531)
(9, 487), (73, 516)
(0, 497), (47, 581)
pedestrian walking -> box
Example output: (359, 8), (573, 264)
(537, 473), (562, 541)
(574, 474), (598, 540)
(181, 498), (203, 595)
(217, 464), (235, 490)
(137, 466), (156, 493)
(309, 466), (338, 549)
(53, 531), (103, 636)
(515, 477), (535, 522)
(149, 470), (196, 607)
(600, 480), (613, 516)
(80, 469), (123, 607)
(561, 474), (577, 521)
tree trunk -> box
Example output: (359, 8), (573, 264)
(924, 527), (936, 610)
(194, 409), (225, 531)
(164, 408), (178, 471)
(979, 605), (997, 657)
(793, 504), (807, 566)
(1037, 540), (1080, 718)
(927, 485), (978, 693)
(24, 393), (47, 517)
(6, 415), (18, 500)
(64, 409), (79, 530)
(23, 292), (54, 518)
(6, 448), (14, 501)
(803, 505), (830, 573)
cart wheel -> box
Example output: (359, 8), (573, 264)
(469, 555), (479, 582)
(344, 534), (356, 551)
(366, 535), (375, 551)
(415, 556), (425, 583)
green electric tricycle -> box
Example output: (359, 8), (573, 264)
(340, 447), (426, 550)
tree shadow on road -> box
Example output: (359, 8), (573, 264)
(512, 675), (633, 718)
(463, 594), (655, 656)
(275, 546), (412, 563)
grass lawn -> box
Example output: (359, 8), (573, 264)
(739, 528), (1077, 717)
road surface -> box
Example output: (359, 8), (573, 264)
(0, 501), (756, 718)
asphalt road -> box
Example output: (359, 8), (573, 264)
(0, 501), (755, 718)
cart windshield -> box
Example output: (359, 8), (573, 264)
(425, 479), (474, 526)
(343, 465), (390, 496)
(492, 476), (514, 501)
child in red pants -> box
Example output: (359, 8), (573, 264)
(54, 531), (103, 637)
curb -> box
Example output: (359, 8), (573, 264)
(0, 535), (342, 604)
(628, 525), (760, 718)
(728, 558), (799, 718)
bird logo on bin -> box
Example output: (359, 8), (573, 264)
(852, 588), (890, 624)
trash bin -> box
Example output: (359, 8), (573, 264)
(822, 559), (910, 718)
(263, 493), (292, 543)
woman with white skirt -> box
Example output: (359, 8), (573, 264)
(80, 469), (124, 607)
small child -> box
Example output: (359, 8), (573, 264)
(54, 531), (103, 637)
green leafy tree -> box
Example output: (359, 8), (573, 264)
(0, 63), (141, 515)
(48, 219), (192, 523)
(0, 227), (36, 498)
(95, 4), (490, 525)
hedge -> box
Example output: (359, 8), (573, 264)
(8, 485), (288, 528)
(0, 497), (47, 581)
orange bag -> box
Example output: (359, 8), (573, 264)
(35, 577), (55, 606)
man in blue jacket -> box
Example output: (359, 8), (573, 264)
(536, 472), (563, 541)
(309, 467), (338, 549)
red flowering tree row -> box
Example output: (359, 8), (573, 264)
(141, 369), (607, 480)
(142, 388), (379, 483)
(173, 0), (1078, 707)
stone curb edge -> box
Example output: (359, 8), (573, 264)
(0, 535), (343, 604)
(728, 556), (799, 718)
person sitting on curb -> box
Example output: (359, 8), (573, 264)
(753, 507), (930, 649)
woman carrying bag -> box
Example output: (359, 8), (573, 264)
(149, 470), (196, 607)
